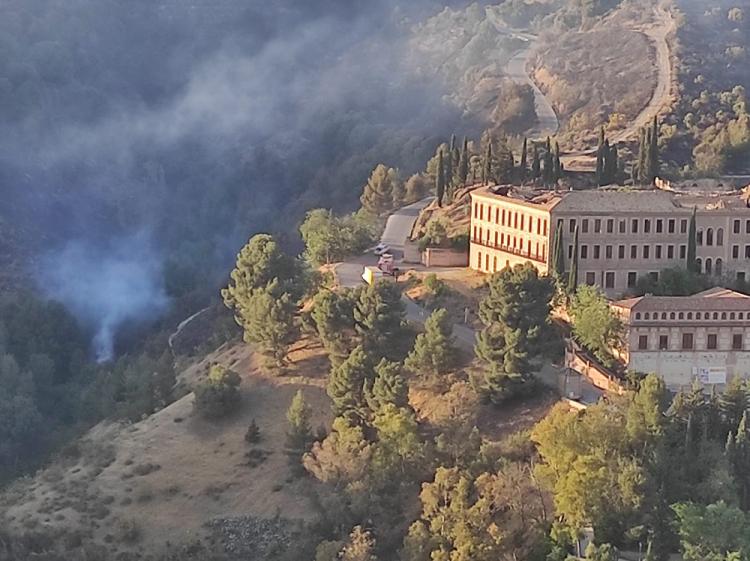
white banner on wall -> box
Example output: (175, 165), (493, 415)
(693, 366), (727, 385)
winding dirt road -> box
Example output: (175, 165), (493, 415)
(503, 32), (560, 140)
(505, 7), (676, 169)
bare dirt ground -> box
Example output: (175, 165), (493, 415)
(0, 341), (332, 557)
(531, 5), (677, 171)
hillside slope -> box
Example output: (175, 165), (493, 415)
(0, 342), (331, 558)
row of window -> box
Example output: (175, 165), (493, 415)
(562, 217), (689, 236)
(636, 332), (744, 351)
(473, 203), (549, 236)
(569, 243), (687, 262)
(475, 247), (545, 273)
(560, 217), (750, 239)
(634, 311), (747, 321)
(473, 229), (547, 262)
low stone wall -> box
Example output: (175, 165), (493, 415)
(422, 248), (469, 268)
(565, 343), (627, 395)
(403, 240), (422, 264)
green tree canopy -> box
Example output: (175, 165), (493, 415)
(405, 308), (457, 380)
(569, 285), (624, 367)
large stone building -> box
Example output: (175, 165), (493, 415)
(470, 184), (750, 296)
(611, 288), (750, 389)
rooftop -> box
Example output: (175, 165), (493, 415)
(613, 287), (750, 313)
(470, 184), (750, 214)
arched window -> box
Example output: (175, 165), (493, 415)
(679, 312), (684, 319)
(707, 228), (714, 246)
(706, 258), (713, 275)
(740, 313), (745, 320)
(722, 312), (727, 320)
(714, 312), (719, 320)
(717, 228), (724, 246)
(716, 258), (723, 276)
(645, 312), (650, 320)
(687, 312), (693, 320)
(730, 312), (736, 320)
(670, 312), (676, 320)
(697, 230), (704, 245)
(635, 313), (642, 320)
(662, 312), (667, 320)
(696, 258), (702, 272)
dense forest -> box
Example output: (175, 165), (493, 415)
(664, 0), (750, 175)
(0, 0), (479, 356)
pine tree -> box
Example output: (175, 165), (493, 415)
(365, 359), (409, 411)
(360, 164), (401, 215)
(286, 390), (313, 475)
(326, 346), (373, 422)
(458, 136), (469, 186)
(404, 308), (457, 379)
(475, 264), (554, 403)
(531, 143), (541, 179)
(236, 282), (297, 370)
(568, 225), (579, 293)
(720, 376), (749, 433)
(519, 137), (528, 181)
(353, 281), (407, 361)
(311, 289), (356, 366)
(436, 150), (445, 207)
(687, 207), (698, 273)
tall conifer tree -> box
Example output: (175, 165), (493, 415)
(458, 136), (469, 186)
(436, 150), (445, 207)
(519, 137), (528, 181)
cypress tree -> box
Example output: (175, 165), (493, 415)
(545, 136), (551, 153)
(551, 221), (565, 280)
(483, 142), (493, 185)
(543, 148), (553, 185)
(568, 225), (579, 293)
(445, 147), (454, 202)
(596, 133), (606, 186)
(531, 144), (541, 179)
(687, 207), (698, 273)
(436, 150), (445, 207)
(648, 116), (659, 182)
(553, 141), (561, 181)
(636, 127), (647, 184)
(458, 136), (469, 185)
(608, 143), (619, 183)
(519, 137), (528, 181)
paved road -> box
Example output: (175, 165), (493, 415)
(336, 197), (433, 288)
(335, 200), (603, 407)
(504, 34), (559, 140)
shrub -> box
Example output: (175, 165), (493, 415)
(245, 419), (261, 443)
(423, 274), (446, 297)
(193, 364), (241, 419)
(114, 518), (141, 544)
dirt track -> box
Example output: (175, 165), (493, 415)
(529, 6), (677, 170)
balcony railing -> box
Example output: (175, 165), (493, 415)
(472, 238), (546, 264)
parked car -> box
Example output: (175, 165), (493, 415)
(373, 242), (390, 255)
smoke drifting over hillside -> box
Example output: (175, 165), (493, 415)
(0, 0), (477, 357)
(38, 235), (169, 362)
